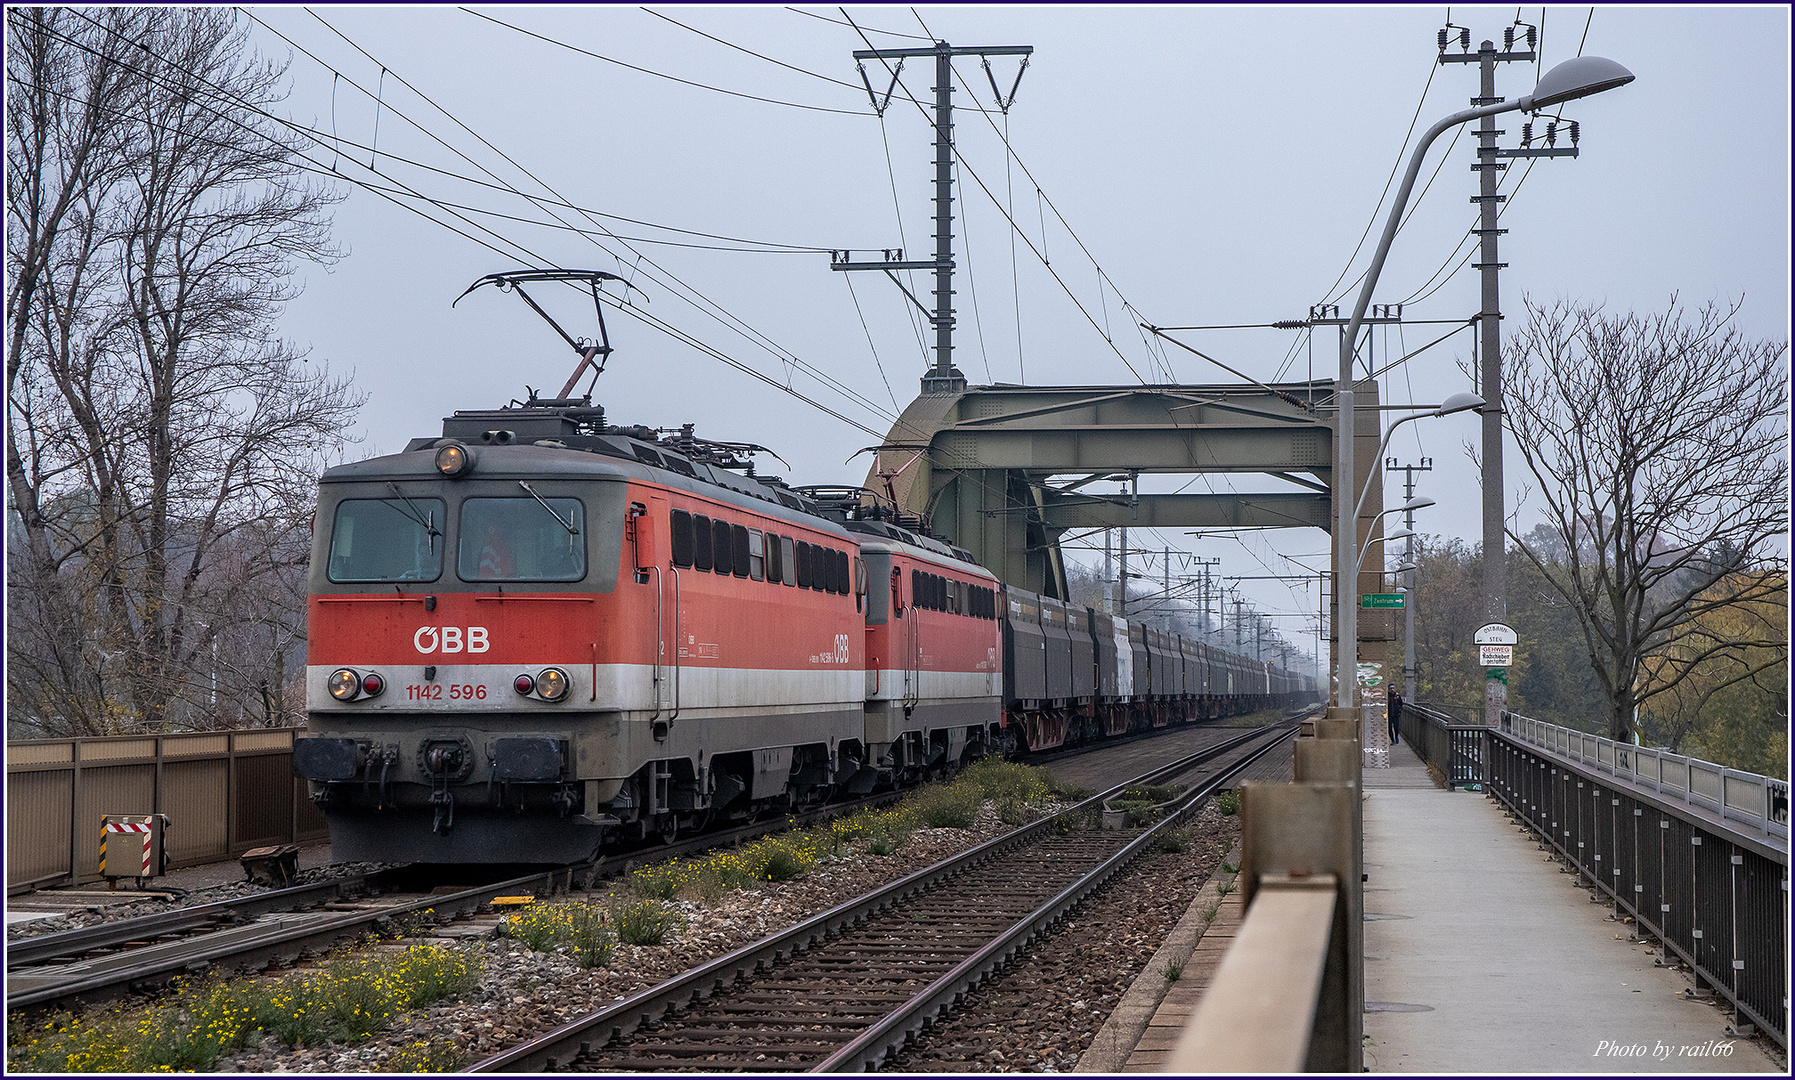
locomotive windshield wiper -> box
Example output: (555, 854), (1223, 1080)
(385, 483), (440, 551)
(518, 481), (579, 537)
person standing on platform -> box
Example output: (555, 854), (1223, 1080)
(1388, 691), (1403, 745)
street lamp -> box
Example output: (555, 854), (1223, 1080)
(1331, 55), (1635, 710)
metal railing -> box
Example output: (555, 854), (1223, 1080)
(1488, 711), (1788, 1049)
(1400, 702), (1486, 789)
(1498, 711), (1789, 842)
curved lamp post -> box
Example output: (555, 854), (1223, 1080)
(1332, 56), (1635, 709)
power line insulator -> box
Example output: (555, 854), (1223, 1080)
(1438, 28), (1449, 51)
(1527, 25), (1538, 49)
(1568, 121), (1580, 146)
(1521, 122), (1533, 147)
(1504, 27), (1515, 49)
(1546, 121), (1557, 147)
(1460, 28), (1471, 49)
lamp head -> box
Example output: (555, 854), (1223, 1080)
(1434, 391), (1486, 417)
(1401, 496), (1436, 512)
(1520, 55), (1635, 112)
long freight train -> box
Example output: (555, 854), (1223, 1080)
(295, 402), (1317, 864)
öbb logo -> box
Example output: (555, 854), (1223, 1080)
(413, 626), (490, 654)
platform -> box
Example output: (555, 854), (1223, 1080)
(1362, 739), (1778, 1071)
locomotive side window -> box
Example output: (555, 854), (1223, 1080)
(745, 527), (764, 580)
(764, 531), (781, 583)
(731, 524), (750, 578)
(327, 498), (444, 583)
(911, 569), (922, 609)
(670, 509), (694, 568)
(712, 518), (733, 575)
(691, 514), (713, 571)
(795, 541), (811, 588)
(779, 535), (796, 586)
(457, 497), (585, 582)
(836, 550), (850, 596)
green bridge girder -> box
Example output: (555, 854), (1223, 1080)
(862, 381), (1391, 648)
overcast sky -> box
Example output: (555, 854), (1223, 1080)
(247, 5), (1791, 670)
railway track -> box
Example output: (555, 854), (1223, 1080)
(3, 787), (919, 1014)
(469, 719), (1297, 1072)
(5, 712), (1285, 1019)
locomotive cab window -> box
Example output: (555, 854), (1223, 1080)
(327, 497), (444, 583)
(457, 497), (585, 582)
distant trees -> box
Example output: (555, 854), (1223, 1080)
(1501, 297), (1788, 748)
(6, 9), (361, 735)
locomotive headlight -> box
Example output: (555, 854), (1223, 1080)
(327, 668), (362, 701)
(536, 667), (570, 702)
(359, 672), (385, 698)
(434, 442), (473, 478)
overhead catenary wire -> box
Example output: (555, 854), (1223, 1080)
(641, 7), (866, 92)
(278, 7), (905, 428)
(462, 6), (870, 117)
(53, 10), (897, 443)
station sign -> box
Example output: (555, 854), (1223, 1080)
(1360, 593), (1405, 609)
(1476, 623), (1516, 667)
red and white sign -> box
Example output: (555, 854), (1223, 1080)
(1479, 644), (1513, 667)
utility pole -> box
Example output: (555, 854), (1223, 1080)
(1439, 17), (1573, 725)
(1102, 529), (1113, 614)
(1115, 474), (1137, 618)
(1195, 557), (1221, 640)
(1386, 457), (1432, 702)
(836, 41), (1033, 393)
(1163, 548), (1173, 633)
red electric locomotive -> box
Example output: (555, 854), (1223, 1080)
(294, 272), (1316, 866)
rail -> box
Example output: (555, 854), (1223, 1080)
(468, 723), (1296, 1072)
(1488, 710), (1789, 1049)
(1400, 701), (1486, 789)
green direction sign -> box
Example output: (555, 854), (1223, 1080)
(1360, 593), (1406, 609)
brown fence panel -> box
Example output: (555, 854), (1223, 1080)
(74, 763), (155, 882)
(233, 754), (295, 850)
(161, 757), (230, 866)
(7, 728), (321, 890)
(7, 769), (74, 886)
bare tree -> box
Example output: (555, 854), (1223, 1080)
(1504, 296), (1789, 742)
(6, 9), (362, 734)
